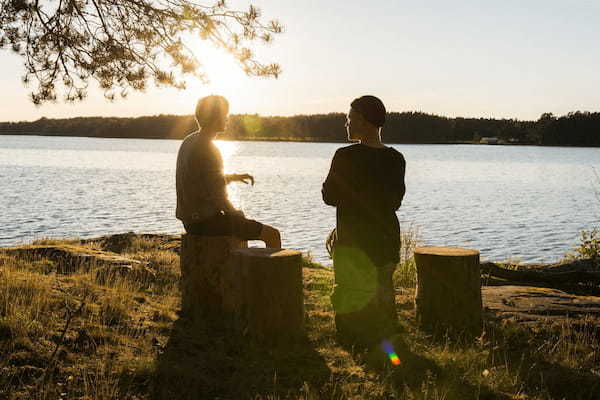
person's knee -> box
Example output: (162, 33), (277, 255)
(259, 224), (281, 248)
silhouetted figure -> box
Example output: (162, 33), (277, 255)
(322, 95), (406, 348)
(176, 95), (281, 248)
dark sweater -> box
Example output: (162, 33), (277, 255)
(175, 132), (234, 223)
(322, 144), (406, 266)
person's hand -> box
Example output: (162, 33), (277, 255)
(235, 173), (255, 185)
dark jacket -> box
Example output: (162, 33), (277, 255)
(322, 144), (406, 266)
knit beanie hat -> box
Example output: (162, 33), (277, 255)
(350, 95), (386, 127)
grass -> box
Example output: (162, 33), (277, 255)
(0, 233), (599, 399)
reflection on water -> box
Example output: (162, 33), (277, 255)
(1, 135), (600, 264)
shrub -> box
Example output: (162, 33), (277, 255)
(575, 230), (600, 262)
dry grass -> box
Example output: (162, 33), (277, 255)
(1, 233), (599, 399)
(0, 235), (177, 399)
(395, 225), (420, 289)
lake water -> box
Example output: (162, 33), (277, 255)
(1, 135), (599, 264)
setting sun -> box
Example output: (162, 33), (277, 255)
(181, 37), (249, 105)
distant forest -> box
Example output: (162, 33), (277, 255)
(1, 111), (599, 146)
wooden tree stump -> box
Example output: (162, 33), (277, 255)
(180, 234), (246, 320)
(414, 246), (482, 336)
(226, 248), (304, 341)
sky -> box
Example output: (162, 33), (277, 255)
(1, 0), (599, 122)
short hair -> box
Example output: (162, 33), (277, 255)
(350, 95), (386, 127)
(195, 95), (229, 127)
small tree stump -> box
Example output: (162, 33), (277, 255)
(227, 248), (304, 341)
(414, 246), (482, 336)
(180, 234), (246, 320)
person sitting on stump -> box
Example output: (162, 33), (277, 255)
(322, 95), (406, 348)
(176, 95), (281, 248)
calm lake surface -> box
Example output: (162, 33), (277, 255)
(2, 135), (599, 264)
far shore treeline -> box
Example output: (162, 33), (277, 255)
(1, 111), (599, 146)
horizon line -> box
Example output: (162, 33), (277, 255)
(2, 109), (598, 125)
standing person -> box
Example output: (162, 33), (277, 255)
(322, 95), (406, 348)
(176, 95), (281, 248)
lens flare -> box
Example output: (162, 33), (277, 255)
(381, 340), (401, 366)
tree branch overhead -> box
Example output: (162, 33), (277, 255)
(0, 0), (283, 104)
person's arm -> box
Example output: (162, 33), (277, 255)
(225, 173), (255, 185)
(322, 149), (344, 206)
(387, 153), (406, 210)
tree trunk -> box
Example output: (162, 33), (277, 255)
(414, 246), (482, 336)
(179, 234), (246, 321)
(227, 248), (304, 342)
(481, 261), (600, 285)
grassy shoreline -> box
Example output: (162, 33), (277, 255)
(1, 233), (599, 399)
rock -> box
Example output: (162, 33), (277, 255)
(483, 285), (600, 325)
(101, 232), (138, 253)
(91, 232), (182, 254)
(1, 245), (143, 274)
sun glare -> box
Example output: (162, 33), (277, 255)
(214, 140), (239, 162)
(214, 139), (242, 208)
(182, 38), (248, 105)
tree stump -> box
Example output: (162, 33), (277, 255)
(414, 246), (482, 336)
(226, 248), (304, 341)
(179, 234), (246, 320)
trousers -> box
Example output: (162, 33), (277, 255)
(331, 245), (398, 348)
